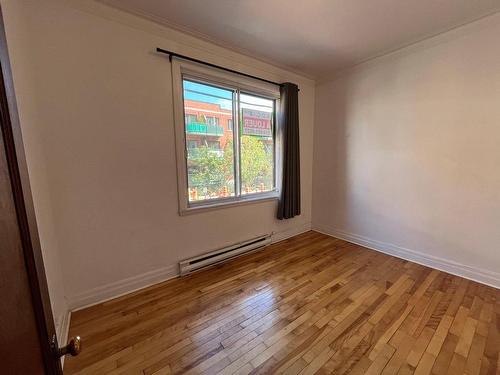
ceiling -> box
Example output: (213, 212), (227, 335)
(101, 0), (500, 78)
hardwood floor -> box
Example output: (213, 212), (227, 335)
(64, 231), (499, 375)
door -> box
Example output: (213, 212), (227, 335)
(0, 5), (73, 374)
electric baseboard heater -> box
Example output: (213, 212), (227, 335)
(179, 234), (271, 275)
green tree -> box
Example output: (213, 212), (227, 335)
(240, 136), (272, 189)
(188, 136), (273, 198)
(223, 136), (273, 191)
(188, 146), (226, 195)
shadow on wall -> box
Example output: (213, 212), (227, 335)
(312, 76), (350, 231)
(312, 66), (450, 243)
(314, 56), (423, 233)
(312, 47), (500, 280)
(312, 63), (442, 243)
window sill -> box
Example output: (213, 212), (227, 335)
(179, 192), (279, 216)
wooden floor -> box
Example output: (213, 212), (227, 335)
(65, 231), (499, 375)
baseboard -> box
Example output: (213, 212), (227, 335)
(67, 264), (179, 311)
(57, 309), (71, 369)
(66, 223), (313, 311)
(313, 224), (500, 289)
(57, 309), (71, 344)
(272, 221), (312, 243)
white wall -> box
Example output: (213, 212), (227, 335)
(2, 0), (315, 310)
(1, 0), (69, 340)
(313, 12), (500, 288)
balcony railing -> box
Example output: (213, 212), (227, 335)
(186, 122), (224, 136)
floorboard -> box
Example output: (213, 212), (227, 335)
(64, 231), (499, 374)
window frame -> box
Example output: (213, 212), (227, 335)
(171, 59), (282, 215)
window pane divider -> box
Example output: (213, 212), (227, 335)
(231, 90), (239, 198)
(235, 89), (241, 197)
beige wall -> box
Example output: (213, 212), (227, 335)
(1, 0), (69, 339)
(2, 0), (315, 314)
(313, 12), (500, 287)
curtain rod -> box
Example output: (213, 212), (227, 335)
(156, 47), (295, 89)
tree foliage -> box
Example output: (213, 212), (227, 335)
(188, 136), (273, 197)
(239, 136), (273, 189)
(187, 146), (227, 195)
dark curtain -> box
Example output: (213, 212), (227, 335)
(277, 82), (300, 220)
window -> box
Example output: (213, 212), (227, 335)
(207, 140), (221, 150)
(185, 114), (197, 124)
(172, 60), (281, 213)
(187, 140), (199, 149)
(205, 116), (219, 126)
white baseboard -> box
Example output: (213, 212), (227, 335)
(57, 309), (71, 369)
(67, 264), (179, 311)
(313, 224), (500, 289)
(66, 223), (313, 312)
(57, 309), (71, 344)
(272, 221), (312, 243)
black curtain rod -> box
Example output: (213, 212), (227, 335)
(156, 47), (286, 88)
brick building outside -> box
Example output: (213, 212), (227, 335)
(184, 99), (233, 152)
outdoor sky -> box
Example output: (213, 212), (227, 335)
(183, 79), (273, 112)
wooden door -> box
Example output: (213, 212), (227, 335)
(0, 5), (63, 374)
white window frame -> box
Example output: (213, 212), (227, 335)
(171, 58), (282, 215)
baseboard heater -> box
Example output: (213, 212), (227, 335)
(179, 234), (272, 276)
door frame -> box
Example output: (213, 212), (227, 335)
(0, 5), (62, 374)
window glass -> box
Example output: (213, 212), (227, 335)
(239, 93), (274, 194)
(181, 77), (276, 207)
(206, 116), (219, 126)
(183, 79), (235, 202)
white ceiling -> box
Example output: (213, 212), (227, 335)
(101, 0), (500, 78)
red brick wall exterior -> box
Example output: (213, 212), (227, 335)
(184, 99), (233, 149)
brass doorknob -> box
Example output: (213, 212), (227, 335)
(58, 336), (82, 357)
